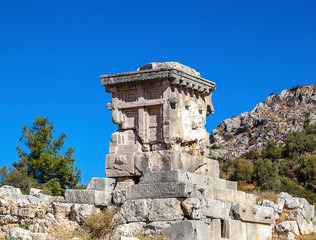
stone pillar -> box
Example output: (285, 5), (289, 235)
(100, 62), (216, 178)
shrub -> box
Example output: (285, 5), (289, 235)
(262, 140), (282, 161)
(82, 207), (121, 239)
(253, 158), (280, 191)
(233, 158), (253, 182)
(296, 154), (316, 191)
(210, 144), (221, 150)
(279, 176), (316, 206)
(241, 150), (260, 160)
(284, 132), (316, 157)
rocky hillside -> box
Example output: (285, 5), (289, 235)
(210, 84), (316, 160)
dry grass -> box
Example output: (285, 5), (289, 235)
(254, 191), (280, 203)
(296, 233), (316, 240)
(273, 233), (316, 240)
(81, 206), (121, 240)
(275, 208), (295, 225)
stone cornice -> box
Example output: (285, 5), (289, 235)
(100, 68), (216, 93)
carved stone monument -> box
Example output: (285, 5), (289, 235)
(98, 62), (274, 240)
(66, 62), (274, 240)
(101, 62), (217, 179)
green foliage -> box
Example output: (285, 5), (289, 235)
(233, 158), (253, 182)
(296, 154), (316, 191)
(280, 176), (316, 206)
(241, 150), (259, 160)
(304, 118), (316, 135)
(16, 116), (81, 195)
(284, 132), (316, 157)
(253, 158), (280, 191)
(0, 158), (36, 194)
(210, 144), (221, 150)
(219, 160), (235, 181)
(219, 158), (253, 183)
(0, 158), (52, 195)
(261, 140), (282, 161)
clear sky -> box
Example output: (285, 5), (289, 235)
(1, 0), (315, 184)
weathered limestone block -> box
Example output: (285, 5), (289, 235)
(222, 220), (247, 240)
(139, 170), (237, 190)
(65, 189), (112, 206)
(296, 197), (315, 223)
(181, 198), (231, 220)
(275, 221), (299, 236)
(69, 203), (96, 223)
(279, 192), (299, 209)
(113, 178), (135, 205)
(161, 220), (213, 240)
(246, 222), (273, 240)
(109, 130), (142, 154)
(231, 203), (274, 224)
(47, 202), (73, 221)
(5, 227), (32, 240)
(127, 181), (256, 205)
(148, 198), (183, 222)
(262, 199), (284, 214)
(113, 222), (146, 238)
(134, 152), (219, 178)
(87, 177), (116, 192)
(126, 183), (198, 200)
(120, 199), (150, 222)
(10, 207), (36, 218)
(292, 209), (315, 234)
(106, 153), (135, 177)
(120, 198), (183, 223)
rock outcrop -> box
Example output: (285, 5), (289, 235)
(210, 85), (316, 160)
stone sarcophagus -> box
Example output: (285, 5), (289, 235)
(101, 62), (216, 178)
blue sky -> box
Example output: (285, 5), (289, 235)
(1, 0), (315, 184)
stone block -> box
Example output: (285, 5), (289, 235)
(296, 197), (315, 223)
(126, 182), (205, 200)
(262, 199), (284, 214)
(279, 192), (299, 209)
(65, 189), (112, 207)
(69, 203), (96, 223)
(148, 198), (183, 222)
(181, 198), (231, 220)
(134, 151), (220, 178)
(106, 153), (136, 177)
(87, 177), (116, 192)
(109, 130), (142, 154)
(292, 209), (315, 234)
(247, 222), (273, 240)
(139, 170), (236, 190)
(113, 222), (146, 238)
(222, 220), (247, 240)
(113, 181), (134, 205)
(231, 203), (274, 224)
(47, 202), (73, 221)
(120, 199), (151, 222)
(162, 220), (211, 240)
(275, 221), (299, 235)
(120, 198), (183, 223)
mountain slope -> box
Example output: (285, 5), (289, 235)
(210, 84), (316, 160)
